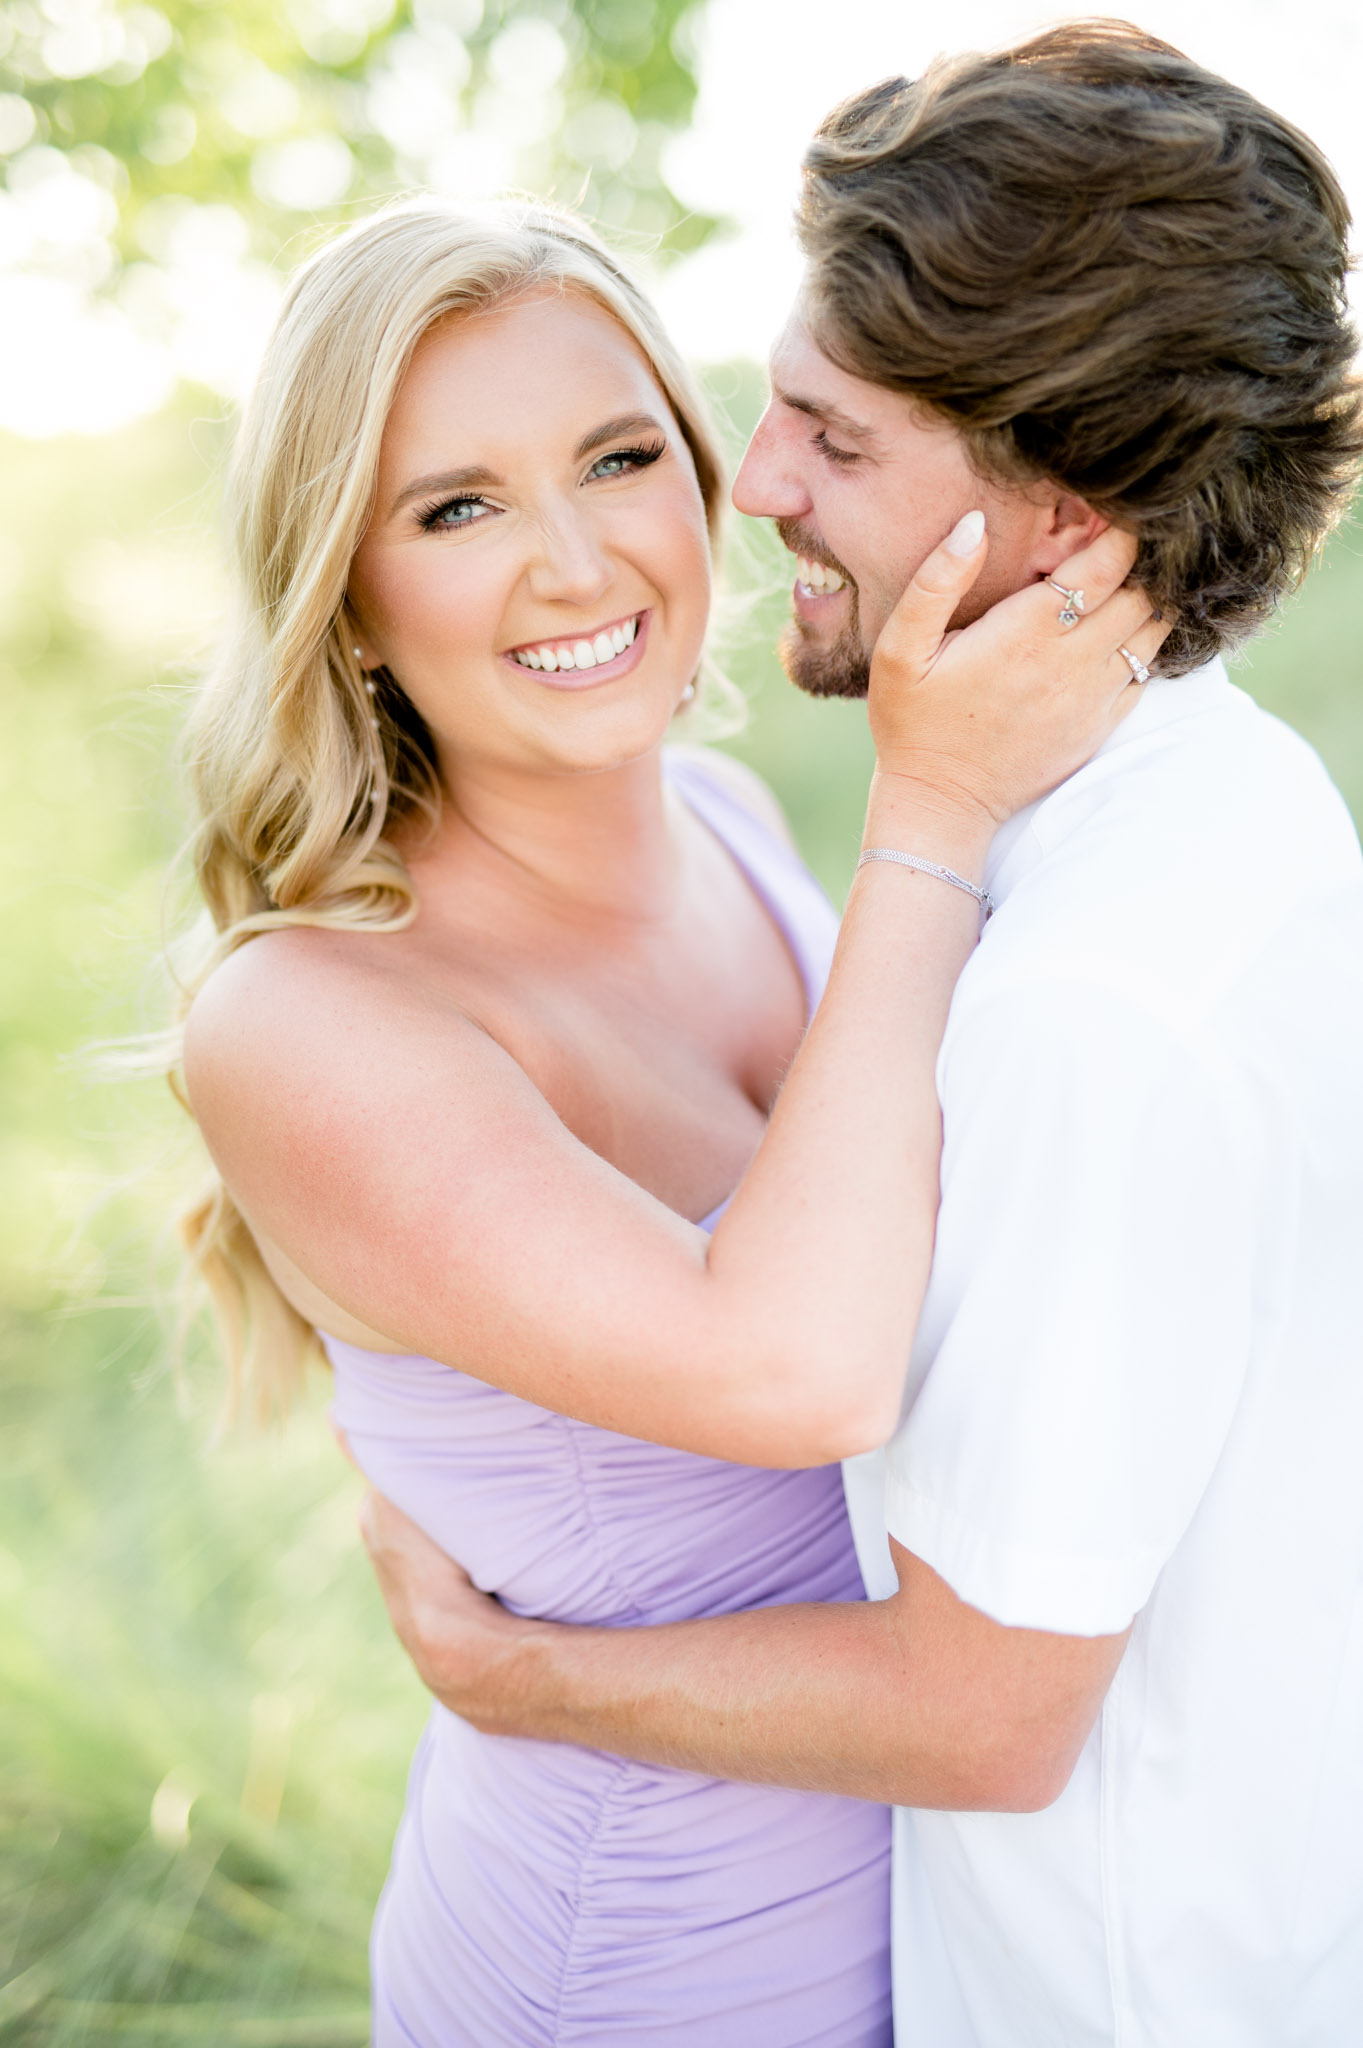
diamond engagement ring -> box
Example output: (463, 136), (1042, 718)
(1046, 576), (1085, 626)
(1118, 645), (1152, 684)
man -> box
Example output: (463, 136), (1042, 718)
(360, 26), (1363, 2044)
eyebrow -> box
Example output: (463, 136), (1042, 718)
(773, 385), (881, 449)
(390, 413), (669, 517)
(391, 463), (500, 514)
(572, 411), (669, 459)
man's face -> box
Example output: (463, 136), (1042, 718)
(733, 302), (1066, 698)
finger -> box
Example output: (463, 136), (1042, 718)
(1108, 614), (1168, 686)
(1047, 523), (1139, 616)
(356, 1487), (382, 1557)
(357, 1487), (417, 1561)
(1087, 615), (1165, 746)
(358, 1487), (477, 1590)
(1070, 581), (1156, 655)
(328, 1411), (361, 1471)
(1097, 595), (1175, 665)
(1134, 609), (1175, 664)
(1031, 527), (1141, 638)
(873, 509), (990, 679)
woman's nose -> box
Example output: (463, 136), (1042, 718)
(732, 406), (811, 522)
(526, 507), (612, 609)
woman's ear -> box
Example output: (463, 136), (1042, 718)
(1031, 494), (1110, 578)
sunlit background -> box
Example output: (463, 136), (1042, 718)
(3, 2), (1361, 2039)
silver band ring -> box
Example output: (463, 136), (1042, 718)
(1118, 645), (1151, 685)
(1046, 576), (1085, 627)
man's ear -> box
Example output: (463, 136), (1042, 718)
(1030, 494), (1109, 579)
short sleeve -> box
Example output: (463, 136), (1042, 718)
(883, 978), (1262, 1636)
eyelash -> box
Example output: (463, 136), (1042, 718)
(813, 428), (860, 469)
(416, 440), (667, 533)
(589, 439), (666, 480)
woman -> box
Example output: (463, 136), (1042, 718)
(178, 199), (1155, 2045)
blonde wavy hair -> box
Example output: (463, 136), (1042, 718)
(174, 196), (728, 1423)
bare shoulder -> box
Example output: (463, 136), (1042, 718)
(179, 922), (587, 1360)
(667, 744), (798, 851)
(185, 925), (392, 1100)
(182, 924), (498, 1175)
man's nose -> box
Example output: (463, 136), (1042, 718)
(526, 505), (612, 609)
(732, 405), (811, 521)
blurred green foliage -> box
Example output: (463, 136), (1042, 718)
(3, 0), (715, 257)
(0, 411), (423, 2047)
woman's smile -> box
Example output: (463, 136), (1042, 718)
(502, 608), (648, 689)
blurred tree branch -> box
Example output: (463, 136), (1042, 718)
(0, 0), (719, 413)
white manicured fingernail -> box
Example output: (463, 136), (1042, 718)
(945, 510), (986, 556)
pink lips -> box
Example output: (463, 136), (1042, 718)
(791, 578), (847, 626)
(501, 610), (651, 690)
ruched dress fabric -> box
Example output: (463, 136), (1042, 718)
(323, 753), (892, 2047)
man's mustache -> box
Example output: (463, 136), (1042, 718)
(773, 520), (858, 592)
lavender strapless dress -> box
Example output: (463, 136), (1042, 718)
(323, 754), (892, 2046)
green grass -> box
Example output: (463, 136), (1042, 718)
(2, 393), (1361, 2041)
(0, 1314), (410, 2046)
(0, 1300), (428, 2047)
(0, 408), (426, 2045)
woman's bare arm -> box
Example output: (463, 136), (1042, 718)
(185, 524), (1154, 1467)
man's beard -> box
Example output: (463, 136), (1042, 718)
(774, 520), (870, 701)
(778, 607), (870, 700)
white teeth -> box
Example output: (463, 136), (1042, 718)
(511, 615), (640, 671)
(795, 555), (846, 595)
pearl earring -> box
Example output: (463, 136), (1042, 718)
(681, 679), (696, 704)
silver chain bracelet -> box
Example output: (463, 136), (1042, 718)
(857, 847), (995, 921)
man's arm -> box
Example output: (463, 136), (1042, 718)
(360, 1492), (1129, 1812)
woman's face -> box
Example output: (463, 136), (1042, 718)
(348, 288), (713, 783)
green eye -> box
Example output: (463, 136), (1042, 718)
(588, 441), (666, 483)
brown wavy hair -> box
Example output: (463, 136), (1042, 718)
(797, 19), (1363, 674)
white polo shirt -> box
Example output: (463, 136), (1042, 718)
(843, 661), (1363, 2047)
